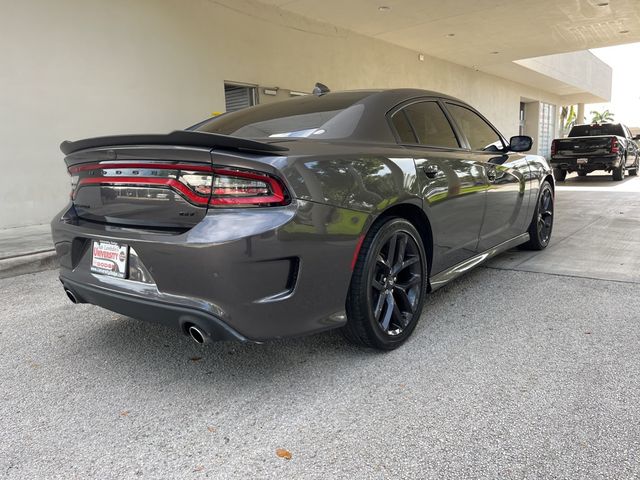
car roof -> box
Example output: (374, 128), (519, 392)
(329, 88), (466, 109)
(335, 89), (470, 143)
(195, 88), (475, 146)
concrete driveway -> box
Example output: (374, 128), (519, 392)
(1, 174), (639, 479)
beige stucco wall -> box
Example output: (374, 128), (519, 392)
(0, 0), (563, 228)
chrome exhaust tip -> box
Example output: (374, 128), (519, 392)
(188, 325), (206, 344)
(64, 288), (78, 304)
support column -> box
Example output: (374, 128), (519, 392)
(577, 103), (585, 125)
(523, 101), (541, 155)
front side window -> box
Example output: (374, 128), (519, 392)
(446, 104), (504, 151)
(392, 101), (459, 148)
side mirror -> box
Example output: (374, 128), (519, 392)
(509, 135), (532, 152)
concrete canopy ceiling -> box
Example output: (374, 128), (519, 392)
(258, 0), (640, 68)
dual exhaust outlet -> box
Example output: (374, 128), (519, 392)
(64, 288), (79, 304)
(63, 287), (209, 345)
(187, 325), (207, 344)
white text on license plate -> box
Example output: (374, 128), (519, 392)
(577, 158), (588, 164)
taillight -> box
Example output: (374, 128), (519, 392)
(611, 137), (619, 154)
(551, 139), (558, 156)
(207, 169), (287, 206)
(70, 174), (79, 199)
(179, 172), (214, 196)
(68, 162), (289, 207)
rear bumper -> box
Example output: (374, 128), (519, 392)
(51, 200), (370, 342)
(551, 154), (619, 171)
(61, 276), (248, 342)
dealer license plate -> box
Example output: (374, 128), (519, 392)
(577, 158), (588, 164)
(91, 240), (129, 278)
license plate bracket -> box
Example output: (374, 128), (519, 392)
(91, 240), (129, 278)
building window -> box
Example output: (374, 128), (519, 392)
(224, 83), (257, 112)
(538, 102), (556, 159)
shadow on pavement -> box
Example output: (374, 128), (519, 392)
(80, 269), (482, 385)
(557, 173), (640, 191)
(87, 309), (381, 384)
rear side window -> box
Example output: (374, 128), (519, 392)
(390, 110), (416, 143)
(446, 104), (504, 151)
(392, 101), (459, 148)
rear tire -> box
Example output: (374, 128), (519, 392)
(553, 168), (566, 182)
(630, 155), (639, 176)
(520, 180), (554, 251)
(613, 160), (625, 181)
(343, 217), (427, 350)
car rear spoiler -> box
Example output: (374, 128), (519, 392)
(60, 130), (289, 155)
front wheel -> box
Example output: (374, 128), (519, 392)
(343, 218), (427, 350)
(520, 180), (554, 251)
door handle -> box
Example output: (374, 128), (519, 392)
(422, 164), (439, 178)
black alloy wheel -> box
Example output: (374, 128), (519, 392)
(344, 218), (427, 350)
(521, 180), (554, 250)
(370, 230), (423, 336)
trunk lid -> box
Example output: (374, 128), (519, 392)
(66, 146), (215, 229)
(63, 131), (288, 229)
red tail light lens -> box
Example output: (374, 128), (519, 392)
(207, 169), (287, 206)
(551, 139), (558, 156)
(68, 162), (289, 207)
(611, 137), (619, 154)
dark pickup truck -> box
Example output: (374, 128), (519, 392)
(550, 123), (639, 181)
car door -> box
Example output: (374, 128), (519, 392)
(388, 99), (488, 274)
(443, 102), (531, 252)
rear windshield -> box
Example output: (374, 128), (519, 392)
(568, 124), (624, 137)
(193, 92), (371, 140)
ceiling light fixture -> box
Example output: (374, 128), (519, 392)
(619, 29), (630, 34)
(378, 6), (391, 12)
(596, 2), (609, 6)
(446, 33), (456, 37)
(490, 51), (499, 54)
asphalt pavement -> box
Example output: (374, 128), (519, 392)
(1, 174), (639, 479)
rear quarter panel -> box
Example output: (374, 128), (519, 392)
(526, 153), (554, 214)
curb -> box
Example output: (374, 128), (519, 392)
(0, 250), (58, 279)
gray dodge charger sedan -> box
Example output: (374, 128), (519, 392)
(52, 88), (554, 350)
